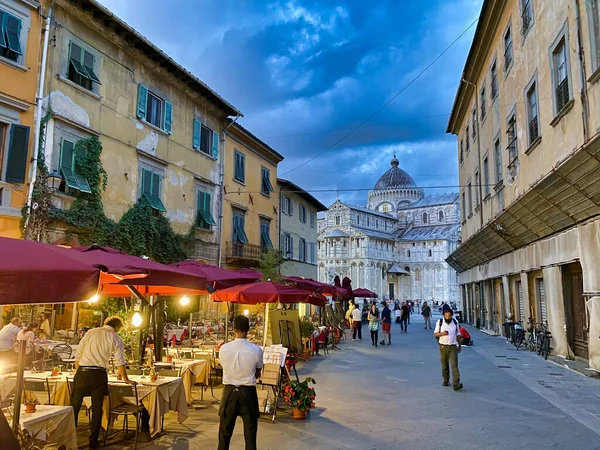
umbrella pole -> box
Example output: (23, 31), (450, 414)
(224, 302), (230, 344)
(11, 340), (26, 434)
(263, 304), (269, 348)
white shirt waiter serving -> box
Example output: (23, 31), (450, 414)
(75, 324), (127, 370)
(220, 338), (263, 386)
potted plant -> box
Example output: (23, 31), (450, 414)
(24, 399), (38, 413)
(150, 367), (158, 382)
(282, 377), (316, 420)
(299, 318), (315, 361)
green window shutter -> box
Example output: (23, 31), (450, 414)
(82, 50), (101, 84)
(239, 153), (245, 182)
(238, 215), (248, 243)
(141, 169), (152, 195)
(192, 120), (200, 149)
(0, 12), (7, 48)
(59, 139), (79, 190)
(197, 190), (205, 213)
(5, 125), (30, 183)
(69, 42), (87, 78)
(197, 191), (216, 227)
(163, 101), (173, 134)
(5, 13), (21, 55)
(73, 145), (92, 194)
(137, 84), (148, 120)
(143, 172), (166, 212)
(261, 223), (273, 248)
(211, 130), (219, 159)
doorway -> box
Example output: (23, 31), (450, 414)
(562, 263), (588, 358)
(388, 283), (395, 300)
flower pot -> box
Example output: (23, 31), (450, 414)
(302, 350), (312, 361)
(150, 374), (158, 382)
(292, 408), (306, 420)
(166, 356), (173, 363)
(24, 403), (36, 413)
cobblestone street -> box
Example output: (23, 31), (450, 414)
(97, 313), (600, 450)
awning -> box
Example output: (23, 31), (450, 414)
(388, 264), (409, 275)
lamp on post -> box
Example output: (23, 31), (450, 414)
(46, 170), (63, 192)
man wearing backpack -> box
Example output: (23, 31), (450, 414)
(434, 305), (463, 391)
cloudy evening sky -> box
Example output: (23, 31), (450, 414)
(98, 0), (483, 207)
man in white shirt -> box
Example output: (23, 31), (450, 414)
(71, 316), (132, 449)
(434, 305), (463, 391)
(351, 305), (363, 340)
(218, 315), (263, 450)
(0, 317), (21, 362)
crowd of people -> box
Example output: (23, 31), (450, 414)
(0, 313), (53, 366)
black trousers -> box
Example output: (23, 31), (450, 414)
(71, 367), (108, 444)
(218, 385), (259, 450)
(352, 321), (362, 340)
(370, 329), (378, 345)
(400, 318), (408, 332)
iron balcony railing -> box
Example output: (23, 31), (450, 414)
(555, 77), (570, 112)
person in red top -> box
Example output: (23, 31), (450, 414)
(459, 326), (473, 346)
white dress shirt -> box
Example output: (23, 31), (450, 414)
(75, 325), (126, 369)
(435, 319), (461, 346)
(0, 324), (21, 351)
(351, 308), (362, 322)
(17, 330), (36, 355)
(219, 338), (263, 386)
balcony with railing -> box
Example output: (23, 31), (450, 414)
(226, 241), (263, 262)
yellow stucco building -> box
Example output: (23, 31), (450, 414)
(222, 123), (283, 269)
(0, 0), (41, 238)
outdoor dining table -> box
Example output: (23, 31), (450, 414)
(99, 374), (188, 437)
(3, 404), (78, 449)
(154, 359), (208, 404)
(7, 371), (72, 406)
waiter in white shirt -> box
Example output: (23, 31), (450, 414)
(71, 316), (132, 449)
(433, 304), (463, 391)
(218, 315), (263, 450)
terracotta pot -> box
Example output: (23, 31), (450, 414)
(24, 403), (36, 413)
(302, 350), (312, 361)
(166, 356), (173, 363)
(292, 408), (306, 420)
(334, 336), (341, 345)
(150, 374), (158, 382)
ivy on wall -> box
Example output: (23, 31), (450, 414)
(22, 117), (190, 264)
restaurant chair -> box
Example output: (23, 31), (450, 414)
(104, 383), (141, 450)
(51, 344), (73, 363)
(178, 348), (194, 360)
(23, 378), (52, 405)
(66, 378), (89, 419)
(192, 354), (213, 400)
(156, 368), (181, 377)
(126, 368), (143, 376)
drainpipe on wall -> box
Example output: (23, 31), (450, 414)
(217, 115), (240, 268)
(24, 1), (53, 235)
(573, 0), (591, 142)
(461, 78), (484, 229)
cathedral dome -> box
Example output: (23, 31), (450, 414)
(374, 155), (416, 190)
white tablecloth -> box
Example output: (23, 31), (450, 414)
(8, 404), (77, 449)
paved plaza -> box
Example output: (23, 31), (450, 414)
(94, 313), (600, 450)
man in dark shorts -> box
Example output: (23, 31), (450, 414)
(380, 301), (392, 345)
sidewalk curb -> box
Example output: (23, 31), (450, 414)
(548, 355), (600, 379)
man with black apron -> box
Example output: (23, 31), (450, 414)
(218, 315), (263, 450)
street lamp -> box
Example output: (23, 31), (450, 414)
(179, 295), (190, 307)
(131, 311), (143, 328)
(86, 293), (99, 305)
(46, 170), (63, 192)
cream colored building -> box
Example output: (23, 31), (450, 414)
(447, 0), (600, 370)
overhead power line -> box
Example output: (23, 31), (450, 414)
(280, 17), (479, 176)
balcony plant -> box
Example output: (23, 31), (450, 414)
(282, 376), (316, 419)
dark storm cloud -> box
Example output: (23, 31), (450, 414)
(99, 0), (482, 207)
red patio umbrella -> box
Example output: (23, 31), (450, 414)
(212, 281), (326, 307)
(284, 276), (343, 297)
(352, 288), (378, 298)
(342, 276), (353, 300)
(171, 260), (261, 291)
(71, 245), (209, 296)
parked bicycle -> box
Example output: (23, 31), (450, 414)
(537, 321), (552, 360)
(513, 321), (527, 350)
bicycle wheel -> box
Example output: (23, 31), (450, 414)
(527, 333), (535, 352)
(541, 335), (551, 359)
(514, 330), (524, 350)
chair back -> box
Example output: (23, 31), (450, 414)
(23, 379), (50, 404)
(108, 383), (139, 410)
(178, 348), (194, 360)
(51, 344), (72, 362)
(126, 368), (143, 376)
(156, 368), (180, 377)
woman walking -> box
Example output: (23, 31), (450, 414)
(367, 304), (380, 347)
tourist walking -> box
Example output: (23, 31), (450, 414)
(394, 303), (401, 323)
(380, 301), (392, 345)
(351, 304), (363, 340)
(72, 316), (132, 449)
(218, 315), (263, 450)
(345, 300), (355, 329)
(400, 301), (410, 332)
(434, 305), (463, 391)
(367, 304), (380, 347)
(422, 301), (432, 329)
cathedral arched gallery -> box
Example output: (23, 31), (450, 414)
(317, 155), (461, 305)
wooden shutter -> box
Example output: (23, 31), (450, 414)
(197, 190), (205, 213)
(141, 169), (152, 195)
(0, 12), (6, 48)
(5, 125), (30, 183)
(82, 50), (101, 84)
(192, 120), (200, 149)
(5, 14), (21, 54)
(73, 145), (92, 194)
(69, 42), (87, 77)
(137, 84), (148, 120)
(151, 173), (160, 197)
(289, 199), (294, 215)
(211, 130), (219, 159)
(163, 101), (173, 134)
(59, 139), (79, 189)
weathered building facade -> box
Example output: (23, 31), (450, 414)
(222, 123), (282, 268)
(318, 156), (460, 304)
(0, 0), (41, 238)
(39, 0), (241, 263)
(279, 178), (326, 280)
(446, 0), (600, 370)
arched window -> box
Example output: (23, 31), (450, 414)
(438, 210), (444, 222)
(422, 212), (428, 224)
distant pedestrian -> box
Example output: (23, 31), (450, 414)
(459, 326), (473, 346)
(422, 301), (432, 330)
(400, 302), (409, 333)
(394, 304), (401, 324)
(367, 304), (380, 347)
(351, 305), (362, 341)
(380, 301), (391, 346)
(434, 305), (463, 391)
(345, 300), (355, 329)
